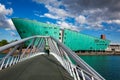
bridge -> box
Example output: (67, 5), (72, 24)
(0, 36), (105, 80)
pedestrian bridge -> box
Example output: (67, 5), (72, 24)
(0, 36), (105, 80)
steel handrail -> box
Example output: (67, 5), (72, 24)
(0, 36), (105, 80)
(50, 36), (105, 80)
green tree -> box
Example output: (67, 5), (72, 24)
(0, 40), (9, 46)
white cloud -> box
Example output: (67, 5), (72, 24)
(57, 21), (70, 29)
(106, 20), (120, 24)
(7, 19), (16, 30)
(0, 3), (13, 16)
(33, 0), (73, 20)
(88, 22), (103, 30)
(7, 2), (12, 5)
(33, 0), (120, 32)
(5, 28), (11, 31)
(57, 21), (79, 31)
(33, 0), (61, 8)
(0, 3), (15, 30)
(44, 13), (59, 19)
(75, 15), (86, 24)
(10, 31), (16, 36)
(117, 29), (120, 32)
(45, 5), (71, 20)
(33, 0), (104, 31)
(34, 13), (43, 17)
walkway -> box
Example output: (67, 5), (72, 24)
(0, 54), (73, 80)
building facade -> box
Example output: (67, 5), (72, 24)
(12, 18), (110, 51)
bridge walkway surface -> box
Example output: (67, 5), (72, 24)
(0, 54), (73, 80)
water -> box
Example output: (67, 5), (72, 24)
(0, 54), (120, 80)
(79, 55), (120, 80)
(0, 54), (6, 60)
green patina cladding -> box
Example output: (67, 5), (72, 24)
(12, 18), (110, 51)
(12, 18), (60, 46)
(12, 18), (60, 39)
(63, 29), (110, 51)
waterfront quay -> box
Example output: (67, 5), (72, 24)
(76, 51), (120, 55)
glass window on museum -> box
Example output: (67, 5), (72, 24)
(59, 33), (61, 35)
(59, 37), (61, 39)
(54, 27), (57, 29)
(45, 31), (48, 34)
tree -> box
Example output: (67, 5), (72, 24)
(0, 40), (9, 46)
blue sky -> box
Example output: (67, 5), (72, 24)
(0, 0), (120, 44)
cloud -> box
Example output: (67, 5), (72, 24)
(45, 5), (72, 20)
(7, 2), (12, 5)
(5, 28), (11, 31)
(57, 21), (80, 31)
(0, 3), (15, 30)
(62, 0), (120, 26)
(44, 13), (59, 19)
(33, 0), (72, 20)
(33, 0), (120, 31)
(34, 13), (43, 17)
(0, 3), (13, 16)
(10, 31), (16, 36)
(106, 20), (120, 24)
(33, 0), (61, 8)
(7, 19), (16, 30)
(75, 15), (86, 24)
(117, 29), (120, 32)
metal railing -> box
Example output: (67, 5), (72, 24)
(0, 36), (105, 80)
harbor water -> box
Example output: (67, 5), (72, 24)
(0, 54), (120, 80)
(0, 54), (6, 60)
(79, 55), (120, 80)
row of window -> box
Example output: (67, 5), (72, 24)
(96, 44), (107, 45)
(45, 31), (58, 34)
(44, 27), (58, 29)
(19, 30), (58, 35)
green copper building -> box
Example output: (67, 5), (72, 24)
(12, 18), (110, 51)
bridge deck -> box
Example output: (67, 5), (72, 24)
(0, 54), (73, 80)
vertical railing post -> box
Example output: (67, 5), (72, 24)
(0, 58), (5, 70)
(5, 57), (11, 68)
(81, 70), (86, 80)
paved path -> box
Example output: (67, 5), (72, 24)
(0, 54), (73, 80)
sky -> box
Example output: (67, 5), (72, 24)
(0, 0), (120, 44)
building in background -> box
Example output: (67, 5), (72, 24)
(106, 43), (120, 52)
(100, 34), (106, 40)
(12, 18), (110, 51)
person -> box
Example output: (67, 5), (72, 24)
(45, 45), (50, 56)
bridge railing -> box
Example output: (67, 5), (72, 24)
(49, 37), (105, 80)
(0, 36), (105, 80)
(0, 36), (47, 70)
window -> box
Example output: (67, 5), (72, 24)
(59, 37), (61, 39)
(54, 27), (57, 29)
(45, 31), (48, 34)
(59, 33), (61, 35)
(94, 39), (99, 43)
